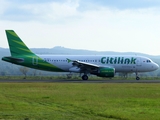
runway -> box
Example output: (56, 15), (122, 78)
(0, 79), (160, 83)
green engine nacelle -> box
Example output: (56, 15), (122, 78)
(97, 67), (115, 77)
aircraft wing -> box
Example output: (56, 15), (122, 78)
(72, 60), (99, 68)
(69, 60), (100, 73)
(67, 58), (114, 74)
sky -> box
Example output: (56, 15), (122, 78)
(1, 0), (160, 55)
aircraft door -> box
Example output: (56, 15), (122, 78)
(32, 57), (38, 65)
(136, 57), (141, 66)
(135, 57), (142, 72)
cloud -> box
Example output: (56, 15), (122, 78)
(0, 0), (10, 15)
(1, 0), (160, 23)
(1, 0), (160, 55)
(1, 0), (80, 23)
(81, 0), (160, 9)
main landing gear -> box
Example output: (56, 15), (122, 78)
(136, 72), (140, 80)
(136, 76), (140, 80)
(82, 75), (88, 80)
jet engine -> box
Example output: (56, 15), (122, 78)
(92, 67), (115, 77)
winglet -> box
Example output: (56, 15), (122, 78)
(67, 58), (72, 63)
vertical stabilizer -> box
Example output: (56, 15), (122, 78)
(5, 30), (34, 56)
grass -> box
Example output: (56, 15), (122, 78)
(0, 83), (160, 120)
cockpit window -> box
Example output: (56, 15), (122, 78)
(146, 60), (151, 63)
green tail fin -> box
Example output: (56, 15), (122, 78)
(5, 30), (34, 56)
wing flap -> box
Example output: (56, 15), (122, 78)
(72, 60), (99, 68)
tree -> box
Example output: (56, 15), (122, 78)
(19, 67), (29, 79)
(31, 69), (37, 76)
(0, 71), (6, 76)
(67, 73), (72, 79)
(157, 72), (160, 77)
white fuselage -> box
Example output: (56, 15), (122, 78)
(38, 55), (159, 73)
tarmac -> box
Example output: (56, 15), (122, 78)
(0, 79), (160, 83)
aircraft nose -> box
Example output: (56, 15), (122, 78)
(152, 63), (159, 70)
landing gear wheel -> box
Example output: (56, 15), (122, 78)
(82, 75), (88, 80)
(135, 72), (140, 80)
(136, 76), (140, 80)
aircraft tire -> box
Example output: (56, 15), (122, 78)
(136, 76), (140, 80)
(82, 75), (88, 80)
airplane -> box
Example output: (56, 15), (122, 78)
(2, 30), (159, 80)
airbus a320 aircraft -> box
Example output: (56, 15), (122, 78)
(2, 30), (159, 80)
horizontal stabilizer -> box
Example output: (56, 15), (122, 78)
(2, 56), (24, 63)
